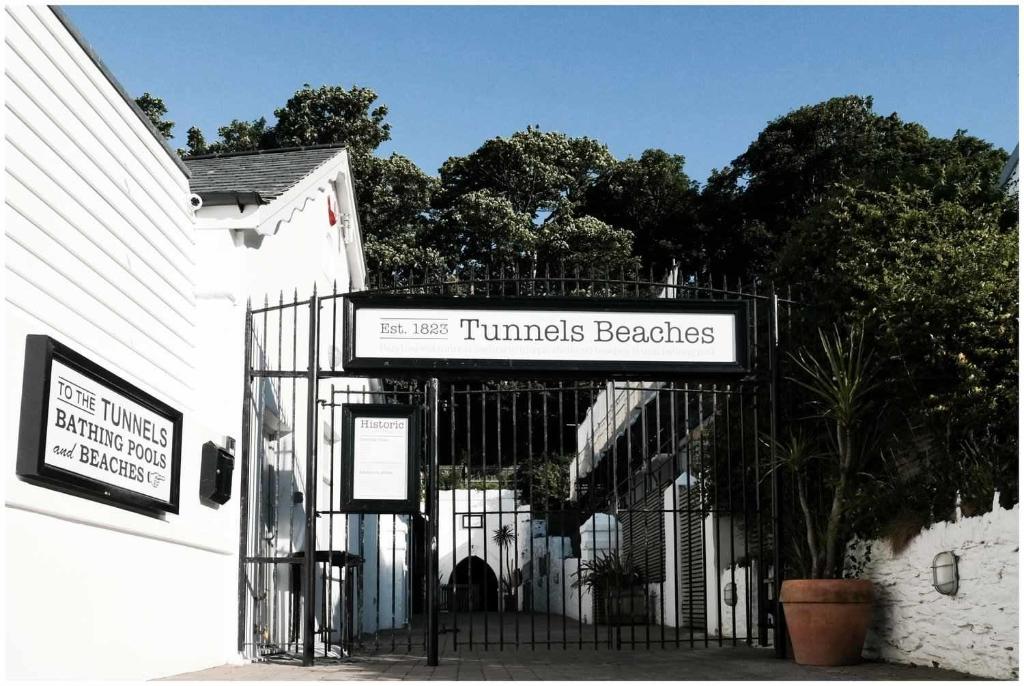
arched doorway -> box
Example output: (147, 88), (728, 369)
(449, 556), (499, 612)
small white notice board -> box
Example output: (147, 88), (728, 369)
(342, 404), (420, 513)
(352, 415), (409, 501)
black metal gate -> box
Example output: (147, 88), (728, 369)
(236, 267), (792, 664)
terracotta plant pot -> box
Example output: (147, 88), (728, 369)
(780, 579), (874, 666)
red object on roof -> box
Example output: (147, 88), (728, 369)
(328, 195), (338, 226)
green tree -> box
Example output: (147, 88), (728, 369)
(181, 119), (274, 156)
(181, 126), (208, 156)
(182, 83), (390, 156)
(582, 149), (702, 273)
(352, 152), (443, 279)
(134, 92), (174, 139)
(273, 84), (391, 154)
(787, 326), (881, 578)
(535, 213), (635, 271)
(437, 127), (614, 218)
(699, 96), (1015, 556)
(428, 190), (537, 273)
(515, 454), (571, 513)
(218, 118), (275, 153)
(702, 95), (1007, 278)
(782, 185), (1017, 442)
(778, 183), (1018, 521)
(434, 127), (639, 273)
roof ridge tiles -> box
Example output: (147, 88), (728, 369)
(182, 143), (347, 161)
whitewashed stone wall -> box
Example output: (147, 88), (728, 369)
(715, 562), (762, 641)
(846, 494), (1018, 679)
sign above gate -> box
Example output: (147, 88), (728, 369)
(343, 295), (749, 377)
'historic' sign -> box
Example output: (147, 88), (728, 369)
(340, 404), (420, 514)
(17, 335), (182, 514)
(343, 295), (749, 377)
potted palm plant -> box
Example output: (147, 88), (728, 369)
(571, 551), (648, 625)
(775, 325), (880, 666)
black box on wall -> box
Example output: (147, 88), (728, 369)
(200, 441), (234, 505)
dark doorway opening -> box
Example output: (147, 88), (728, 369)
(449, 556), (499, 612)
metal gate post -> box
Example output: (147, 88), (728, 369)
(303, 288), (320, 666)
(237, 300), (253, 654)
(426, 378), (440, 666)
(768, 286), (787, 658)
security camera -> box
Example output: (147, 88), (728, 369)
(188, 193), (203, 210)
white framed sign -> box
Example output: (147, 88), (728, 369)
(340, 404), (420, 513)
(343, 295), (749, 377)
(16, 335), (183, 514)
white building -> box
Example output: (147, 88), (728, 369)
(437, 488), (520, 610)
(4, 6), (372, 679)
(563, 377), (767, 638)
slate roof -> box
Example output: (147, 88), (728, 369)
(185, 145), (347, 204)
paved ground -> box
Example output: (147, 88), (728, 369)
(173, 613), (979, 681)
(371, 610), (716, 654)
(163, 647), (979, 681)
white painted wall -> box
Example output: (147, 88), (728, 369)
(557, 513), (622, 623)
(714, 561), (760, 640)
(193, 159), (373, 649)
(846, 495), (1018, 679)
(437, 488), (520, 589)
(4, 6), (240, 680)
(5, 8), (373, 677)
(571, 381), (662, 498)
(703, 514), (747, 637)
(656, 474), (706, 629)
(525, 534), (573, 613)
(346, 513), (411, 634)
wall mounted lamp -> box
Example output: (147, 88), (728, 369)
(931, 551), (959, 596)
(724, 581), (738, 607)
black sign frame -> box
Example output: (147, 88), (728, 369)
(342, 294), (750, 379)
(339, 403), (421, 514)
(16, 335), (183, 515)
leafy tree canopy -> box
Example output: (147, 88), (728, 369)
(274, 84), (391, 154)
(691, 95), (1015, 550)
(428, 190), (537, 273)
(581, 149), (701, 273)
(779, 184), (1017, 451)
(134, 92), (174, 139)
(437, 126), (614, 218)
(705, 95), (1008, 277)
(353, 152), (444, 281)
(182, 84), (390, 157)
(431, 127), (641, 273)
(535, 213), (635, 271)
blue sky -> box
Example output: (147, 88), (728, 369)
(66, 5), (1018, 184)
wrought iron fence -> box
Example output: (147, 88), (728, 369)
(237, 264), (796, 664)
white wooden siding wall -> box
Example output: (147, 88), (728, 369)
(5, 5), (196, 409)
(1, 8), (240, 680)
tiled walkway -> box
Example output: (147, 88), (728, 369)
(170, 613), (979, 681)
(163, 647), (977, 681)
